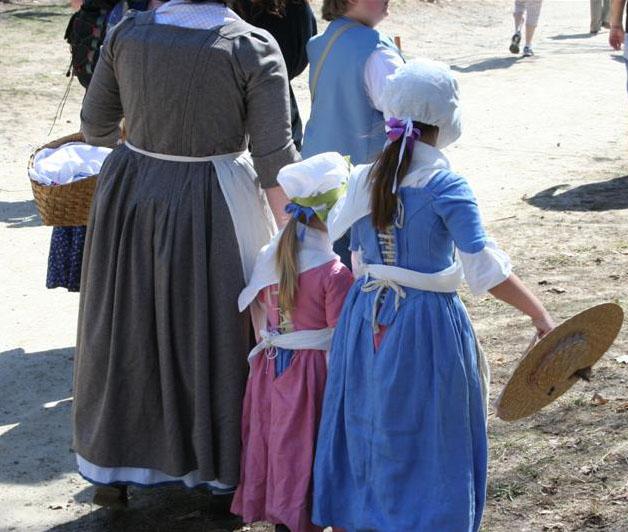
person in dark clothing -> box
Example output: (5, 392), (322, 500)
(238, 0), (317, 150)
(47, 0), (157, 295)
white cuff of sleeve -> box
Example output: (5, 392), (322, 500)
(459, 239), (512, 296)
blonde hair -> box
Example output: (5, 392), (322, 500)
(275, 213), (328, 317)
(276, 217), (300, 317)
(322, 0), (349, 21)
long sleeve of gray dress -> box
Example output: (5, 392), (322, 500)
(80, 26), (124, 148)
(234, 29), (300, 188)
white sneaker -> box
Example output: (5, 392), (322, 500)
(523, 46), (534, 57)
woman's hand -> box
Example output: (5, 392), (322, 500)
(264, 186), (290, 229)
(610, 26), (625, 50)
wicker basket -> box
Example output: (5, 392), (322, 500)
(29, 132), (98, 226)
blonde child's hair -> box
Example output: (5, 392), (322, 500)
(322, 0), (349, 21)
(275, 214), (326, 317)
(276, 217), (300, 317)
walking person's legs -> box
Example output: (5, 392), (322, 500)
(513, 0), (526, 32)
(591, 0), (604, 33)
(510, 0), (526, 53)
(523, 0), (543, 56)
(602, 0), (612, 27)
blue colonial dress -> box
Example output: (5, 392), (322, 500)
(312, 143), (511, 531)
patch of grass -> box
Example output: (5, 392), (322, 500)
(573, 396), (588, 407)
(490, 480), (527, 501)
(578, 502), (607, 529)
(542, 255), (573, 268)
(490, 434), (528, 462)
(515, 461), (542, 481)
(572, 245), (597, 253)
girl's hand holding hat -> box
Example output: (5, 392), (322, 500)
(532, 312), (556, 339)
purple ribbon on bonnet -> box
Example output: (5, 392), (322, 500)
(385, 117), (421, 194)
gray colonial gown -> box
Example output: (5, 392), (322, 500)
(73, 8), (298, 490)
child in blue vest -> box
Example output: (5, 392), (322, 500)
(302, 0), (403, 266)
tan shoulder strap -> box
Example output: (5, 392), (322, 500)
(310, 22), (360, 102)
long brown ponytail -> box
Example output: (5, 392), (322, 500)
(276, 217), (300, 317)
(368, 121), (438, 231)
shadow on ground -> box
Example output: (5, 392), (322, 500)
(549, 32), (597, 40)
(526, 175), (628, 212)
(0, 199), (41, 228)
(49, 489), (243, 532)
(0, 346), (248, 531)
(0, 347), (75, 484)
(451, 56), (521, 73)
(7, 9), (69, 21)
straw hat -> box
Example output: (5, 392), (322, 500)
(495, 303), (624, 421)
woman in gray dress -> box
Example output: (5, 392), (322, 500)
(73, 0), (298, 503)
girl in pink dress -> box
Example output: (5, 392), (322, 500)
(232, 153), (354, 532)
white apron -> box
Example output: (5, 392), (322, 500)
(125, 141), (276, 284)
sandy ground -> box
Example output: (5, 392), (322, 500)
(0, 0), (627, 530)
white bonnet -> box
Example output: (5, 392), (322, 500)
(277, 152), (350, 222)
(382, 58), (462, 149)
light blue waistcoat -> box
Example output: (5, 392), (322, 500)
(302, 17), (400, 165)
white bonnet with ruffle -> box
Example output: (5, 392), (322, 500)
(382, 58), (462, 149)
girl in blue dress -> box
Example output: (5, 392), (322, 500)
(312, 59), (555, 531)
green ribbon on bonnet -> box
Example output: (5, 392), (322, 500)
(292, 182), (348, 223)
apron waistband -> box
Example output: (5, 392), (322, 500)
(363, 262), (463, 293)
(361, 262), (463, 332)
(125, 140), (245, 163)
(248, 328), (335, 364)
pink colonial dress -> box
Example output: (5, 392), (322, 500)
(232, 223), (354, 532)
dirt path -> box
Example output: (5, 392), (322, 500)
(1, 0), (627, 530)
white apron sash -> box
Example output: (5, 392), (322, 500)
(125, 141), (276, 284)
(361, 261), (490, 419)
(363, 261), (464, 293)
(247, 327), (335, 364)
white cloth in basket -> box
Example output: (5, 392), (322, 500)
(29, 142), (112, 186)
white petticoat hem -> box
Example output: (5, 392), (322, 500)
(76, 455), (235, 493)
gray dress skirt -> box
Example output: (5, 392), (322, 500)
(73, 10), (298, 490)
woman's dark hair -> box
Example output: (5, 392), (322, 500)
(233, 0), (309, 17)
(368, 121), (438, 231)
(188, 0), (308, 18)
